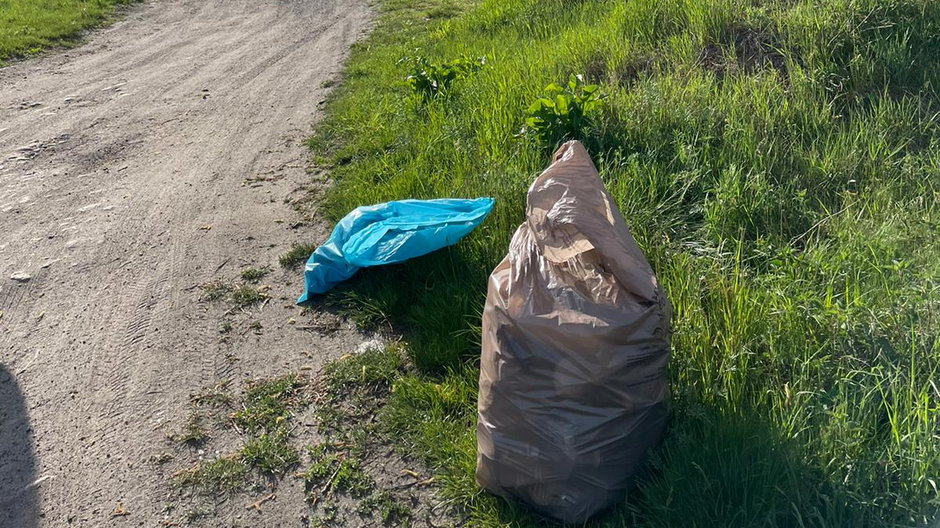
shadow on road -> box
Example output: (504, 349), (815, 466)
(0, 364), (38, 528)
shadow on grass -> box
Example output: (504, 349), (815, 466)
(0, 365), (38, 528)
(314, 245), (490, 371)
(626, 407), (866, 528)
(469, 407), (865, 527)
(303, 249), (895, 526)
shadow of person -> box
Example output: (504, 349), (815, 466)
(0, 364), (39, 528)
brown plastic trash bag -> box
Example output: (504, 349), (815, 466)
(476, 141), (672, 523)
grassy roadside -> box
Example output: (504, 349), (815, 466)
(0, 0), (135, 64)
(308, 0), (940, 526)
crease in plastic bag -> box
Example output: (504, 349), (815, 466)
(297, 197), (495, 303)
(476, 141), (672, 523)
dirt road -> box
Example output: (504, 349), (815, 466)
(0, 1), (371, 526)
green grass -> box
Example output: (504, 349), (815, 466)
(172, 375), (308, 497)
(240, 266), (271, 283)
(199, 280), (232, 302)
(302, 443), (374, 498)
(0, 0), (135, 63)
(310, 0), (940, 525)
(241, 432), (300, 475)
(280, 242), (317, 268)
(357, 490), (412, 525)
(200, 279), (268, 308)
(321, 344), (405, 399)
(230, 284), (268, 308)
(174, 456), (250, 496)
(300, 348), (414, 526)
(316, 344), (408, 431)
(233, 374), (306, 435)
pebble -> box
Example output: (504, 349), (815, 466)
(11, 272), (31, 282)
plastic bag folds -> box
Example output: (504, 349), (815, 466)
(476, 141), (672, 523)
(297, 197), (494, 302)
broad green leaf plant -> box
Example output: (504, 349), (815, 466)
(524, 74), (606, 147)
(405, 55), (486, 100)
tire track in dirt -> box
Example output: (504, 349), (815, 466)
(0, 1), (372, 526)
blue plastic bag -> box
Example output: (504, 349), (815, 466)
(297, 197), (495, 302)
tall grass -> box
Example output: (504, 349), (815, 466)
(0, 0), (135, 63)
(311, 0), (940, 525)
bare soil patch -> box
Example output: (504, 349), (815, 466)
(0, 1), (393, 525)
